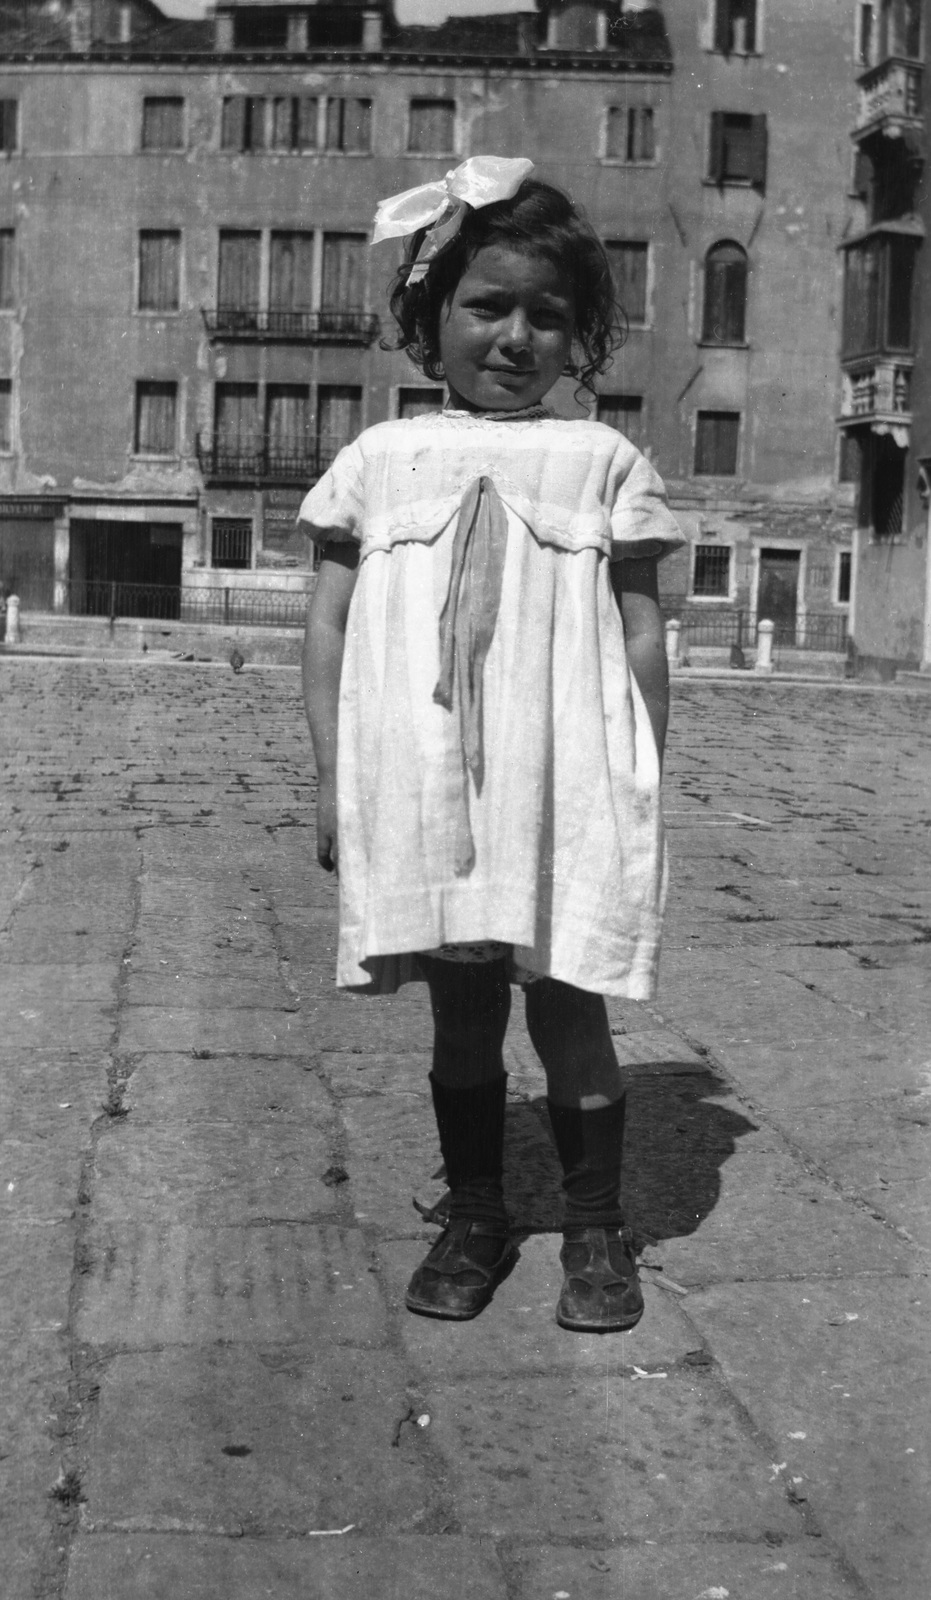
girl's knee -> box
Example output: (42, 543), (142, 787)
(525, 978), (608, 1041)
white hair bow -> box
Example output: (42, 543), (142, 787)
(371, 155), (535, 284)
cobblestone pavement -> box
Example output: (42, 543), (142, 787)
(1, 658), (929, 1600)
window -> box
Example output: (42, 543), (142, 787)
(269, 233), (314, 314)
(317, 385), (362, 461)
(232, 7), (287, 48)
(695, 411), (740, 475)
(398, 387), (444, 419)
(325, 98), (372, 153)
(604, 241), (648, 325)
(839, 430), (862, 484)
(134, 381), (177, 455)
(858, 2), (874, 65)
(212, 519), (252, 570)
(408, 99), (455, 154)
(859, 431), (905, 535)
(215, 384), (259, 462)
(141, 97), (184, 151)
(321, 234), (366, 312)
(0, 380), (11, 451)
(0, 100), (18, 153)
(836, 550), (852, 604)
(138, 231), (180, 312)
(713, 0), (757, 54)
(708, 112), (767, 188)
(218, 231), (261, 318)
(270, 96), (317, 151)
(597, 394), (643, 446)
(692, 543), (732, 597)
(842, 232), (918, 357)
(266, 385), (310, 465)
(877, 0), (922, 62)
(221, 96), (267, 152)
(605, 106), (655, 163)
(0, 231), (14, 309)
(702, 241), (748, 344)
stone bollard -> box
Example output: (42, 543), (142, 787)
(5, 593), (21, 646)
(755, 618), (775, 674)
(664, 617), (681, 670)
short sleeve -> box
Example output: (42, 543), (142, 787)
(297, 440), (365, 545)
(608, 447), (685, 562)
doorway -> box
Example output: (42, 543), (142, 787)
(757, 549), (801, 644)
(69, 520), (182, 618)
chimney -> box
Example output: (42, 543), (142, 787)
(69, 0), (92, 50)
(215, 8), (234, 50)
(362, 8), (383, 51)
(119, 0), (132, 43)
(287, 11), (309, 50)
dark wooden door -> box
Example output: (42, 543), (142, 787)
(757, 550), (800, 644)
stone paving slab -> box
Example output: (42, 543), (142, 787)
(509, 1538), (864, 1600)
(64, 1533), (510, 1600)
(0, 1049), (109, 1128)
(1, 1331), (74, 1600)
(426, 1368), (800, 1541)
(707, 1036), (929, 1110)
(684, 1278), (931, 1600)
(75, 1222), (387, 1349)
(83, 1346), (436, 1537)
(124, 1051), (331, 1124)
(0, 1220), (75, 1335)
(116, 1003), (318, 1056)
(91, 1120), (338, 1225)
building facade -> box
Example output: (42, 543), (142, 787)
(0, 0), (865, 655)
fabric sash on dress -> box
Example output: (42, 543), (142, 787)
(433, 475), (508, 875)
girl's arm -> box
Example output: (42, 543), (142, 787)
(610, 555), (669, 769)
(302, 540), (359, 871)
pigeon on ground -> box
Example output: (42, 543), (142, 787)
(230, 648), (245, 674)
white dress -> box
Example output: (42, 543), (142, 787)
(298, 411), (684, 998)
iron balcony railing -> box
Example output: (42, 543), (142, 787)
(201, 307), (381, 345)
(663, 606), (849, 653)
(195, 434), (344, 485)
(61, 580), (310, 628)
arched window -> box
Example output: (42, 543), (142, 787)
(702, 241), (748, 345)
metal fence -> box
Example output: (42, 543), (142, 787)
(664, 606), (848, 653)
(63, 581), (310, 629)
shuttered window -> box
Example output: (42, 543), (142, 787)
(713, 0), (757, 55)
(702, 241), (747, 344)
(138, 231), (180, 312)
(141, 97), (184, 151)
(221, 96), (267, 152)
(596, 394), (643, 446)
(267, 386), (310, 460)
(215, 384), (258, 452)
(271, 96), (318, 151)
(709, 112), (767, 188)
(269, 233), (314, 311)
(317, 385), (362, 462)
(605, 106), (654, 162)
(398, 387), (444, 419)
(134, 382), (177, 455)
(0, 101), (18, 153)
(842, 233), (917, 357)
(218, 231), (260, 313)
(694, 411), (740, 476)
(0, 380), (11, 451)
(408, 99), (455, 154)
(325, 98), (372, 153)
(0, 231), (14, 309)
(321, 234), (366, 310)
(604, 242), (648, 325)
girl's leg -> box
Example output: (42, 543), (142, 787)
(524, 977), (643, 1331)
(405, 957), (514, 1320)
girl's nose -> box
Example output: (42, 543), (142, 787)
(500, 308), (532, 350)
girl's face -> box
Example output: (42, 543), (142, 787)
(437, 244), (575, 413)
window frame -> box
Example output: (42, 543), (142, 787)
(140, 96), (185, 153)
(603, 239), (651, 329)
(694, 410), (741, 477)
(0, 378), (12, 453)
(211, 517), (254, 571)
(834, 549), (852, 606)
(407, 97), (456, 156)
(690, 539), (735, 602)
(603, 104), (657, 165)
(709, 0), (761, 56)
(133, 380), (178, 458)
(700, 240), (749, 346)
(0, 99), (19, 155)
(136, 229), (182, 315)
(841, 229), (918, 359)
(324, 97), (373, 155)
(707, 111), (768, 189)
(0, 229), (15, 311)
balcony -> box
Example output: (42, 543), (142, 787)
(855, 57), (923, 140)
(195, 435), (343, 486)
(201, 308), (380, 345)
(838, 358), (912, 438)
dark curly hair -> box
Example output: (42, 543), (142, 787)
(385, 178), (626, 396)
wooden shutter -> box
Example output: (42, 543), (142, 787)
(748, 114), (768, 189)
(606, 242), (648, 324)
(634, 108), (655, 162)
(708, 112), (725, 182)
(596, 394), (642, 445)
(0, 231), (13, 309)
(244, 97), (266, 151)
(139, 232), (180, 312)
(298, 97), (318, 149)
(321, 234), (365, 311)
(317, 385), (362, 459)
(605, 106), (624, 159)
(269, 233), (314, 312)
(702, 243), (747, 343)
(408, 99), (454, 154)
(266, 386), (309, 458)
(218, 232), (260, 313)
(271, 97), (294, 150)
(136, 383), (176, 454)
(221, 96), (245, 151)
(0, 101), (17, 152)
(325, 97), (343, 150)
(344, 98), (371, 152)
(695, 412), (739, 475)
(713, 0), (731, 53)
(215, 384), (258, 450)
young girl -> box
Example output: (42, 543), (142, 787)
(300, 158), (683, 1333)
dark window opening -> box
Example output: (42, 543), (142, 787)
(858, 139), (921, 224)
(702, 241), (748, 344)
(842, 232), (918, 357)
(232, 8), (288, 49)
(858, 2), (874, 65)
(212, 519), (252, 570)
(837, 551), (852, 604)
(325, 97), (372, 153)
(597, 394), (643, 447)
(138, 231), (180, 313)
(877, 0), (922, 62)
(709, 112), (767, 188)
(695, 411), (740, 476)
(134, 381), (177, 456)
(142, 97), (184, 151)
(713, 0), (757, 54)
(0, 100), (18, 153)
(0, 230), (14, 309)
(0, 379), (11, 451)
(692, 543), (731, 597)
(604, 241), (648, 324)
(308, 13), (363, 47)
(860, 431), (905, 534)
(408, 99), (455, 154)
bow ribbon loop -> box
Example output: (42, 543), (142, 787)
(372, 156), (534, 284)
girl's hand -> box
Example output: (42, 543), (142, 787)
(316, 775), (339, 874)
